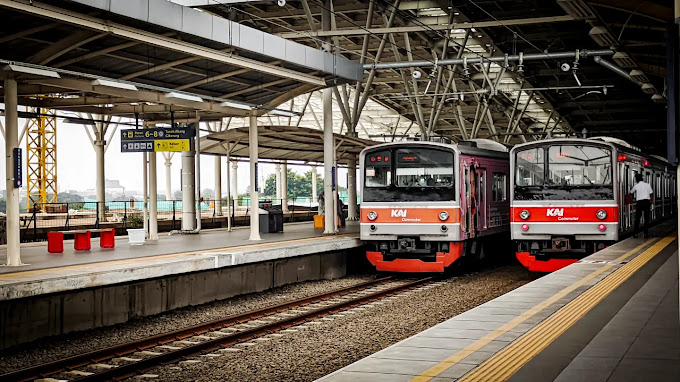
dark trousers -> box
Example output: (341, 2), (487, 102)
(634, 199), (651, 237)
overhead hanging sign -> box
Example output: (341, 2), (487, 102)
(120, 127), (195, 153)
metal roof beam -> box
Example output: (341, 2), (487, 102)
(0, 0), (330, 86)
(278, 15), (574, 38)
(24, 77), (249, 116)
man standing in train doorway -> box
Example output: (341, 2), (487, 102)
(630, 174), (654, 238)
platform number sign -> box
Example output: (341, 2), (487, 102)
(121, 127), (195, 153)
(13, 148), (22, 188)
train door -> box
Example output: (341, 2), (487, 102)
(476, 168), (487, 231)
(622, 164), (632, 230)
(463, 164), (472, 238)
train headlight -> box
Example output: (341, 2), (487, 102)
(596, 209), (607, 220)
(519, 210), (530, 220)
(438, 211), (449, 221)
(521, 224), (529, 231)
(598, 224), (606, 232)
(367, 211), (378, 221)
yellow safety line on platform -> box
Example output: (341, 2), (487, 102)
(0, 234), (357, 279)
(458, 234), (675, 382)
(411, 235), (671, 382)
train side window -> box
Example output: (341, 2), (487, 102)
(365, 150), (392, 188)
(515, 147), (544, 186)
(492, 173), (507, 201)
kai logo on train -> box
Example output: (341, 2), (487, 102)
(546, 208), (564, 217)
(391, 209), (408, 218)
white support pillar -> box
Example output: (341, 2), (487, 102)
(248, 113), (261, 241)
(311, 166), (318, 203)
(148, 150), (158, 240)
(282, 160), (289, 213)
(226, 150), (232, 231)
(181, 146), (196, 231)
(232, 161), (238, 207)
(94, 123), (106, 223)
(164, 153), (173, 201)
(275, 163), (282, 202)
(4, 78), (21, 266)
(195, 121), (202, 231)
(347, 157), (358, 220)
(143, 151), (148, 235)
(214, 155), (222, 216)
(323, 87), (337, 234)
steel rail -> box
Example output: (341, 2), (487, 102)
(2, 276), (404, 382)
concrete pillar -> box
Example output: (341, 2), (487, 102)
(3, 78), (21, 265)
(311, 166), (318, 203)
(282, 160), (289, 213)
(232, 161), (238, 207)
(275, 163), (282, 202)
(181, 148), (196, 231)
(322, 87), (337, 234)
(94, 125), (106, 223)
(226, 151), (232, 231)
(164, 154), (172, 201)
(195, 121), (202, 231)
(248, 113), (261, 240)
(215, 155), (222, 216)
(148, 151), (158, 240)
(347, 157), (358, 220)
(143, 151), (148, 235)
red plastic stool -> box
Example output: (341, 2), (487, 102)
(74, 231), (91, 251)
(100, 229), (116, 248)
(47, 232), (64, 253)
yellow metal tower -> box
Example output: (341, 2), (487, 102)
(26, 107), (58, 211)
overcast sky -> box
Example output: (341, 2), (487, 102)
(0, 116), (350, 198)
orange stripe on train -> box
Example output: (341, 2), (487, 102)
(360, 207), (461, 224)
(511, 206), (618, 223)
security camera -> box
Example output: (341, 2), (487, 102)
(560, 62), (571, 72)
(412, 70), (422, 79)
(277, 0), (286, 6)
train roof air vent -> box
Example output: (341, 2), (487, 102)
(588, 136), (639, 151)
(459, 139), (509, 152)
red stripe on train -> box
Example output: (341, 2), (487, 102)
(511, 206), (618, 223)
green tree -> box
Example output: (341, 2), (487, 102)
(263, 170), (324, 199)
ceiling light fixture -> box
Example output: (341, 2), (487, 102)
(92, 79), (138, 91)
(165, 91), (203, 103)
(4, 64), (60, 78)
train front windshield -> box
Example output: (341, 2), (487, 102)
(514, 144), (614, 200)
(364, 147), (455, 202)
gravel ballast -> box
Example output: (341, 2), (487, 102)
(150, 265), (532, 382)
(0, 275), (377, 374)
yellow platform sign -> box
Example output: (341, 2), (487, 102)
(154, 139), (190, 152)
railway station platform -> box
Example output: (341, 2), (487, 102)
(0, 221), (360, 349)
(321, 221), (679, 382)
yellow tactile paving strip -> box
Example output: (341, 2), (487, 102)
(412, 234), (675, 382)
(0, 233), (357, 280)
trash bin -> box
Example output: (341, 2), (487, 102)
(259, 208), (283, 233)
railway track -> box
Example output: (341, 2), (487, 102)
(3, 276), (433, 382)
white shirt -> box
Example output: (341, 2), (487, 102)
(630, 181), (653, 201)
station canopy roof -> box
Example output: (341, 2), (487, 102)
(0, 0), (672, 153)
(200, 125), (376, 165)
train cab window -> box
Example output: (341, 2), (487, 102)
(394, 148), (454, 188)
(492, 173), (507, 201)
(515, 147), (544, 186)
(547, 145), (611, 186)
(365, 150), (392, 188)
